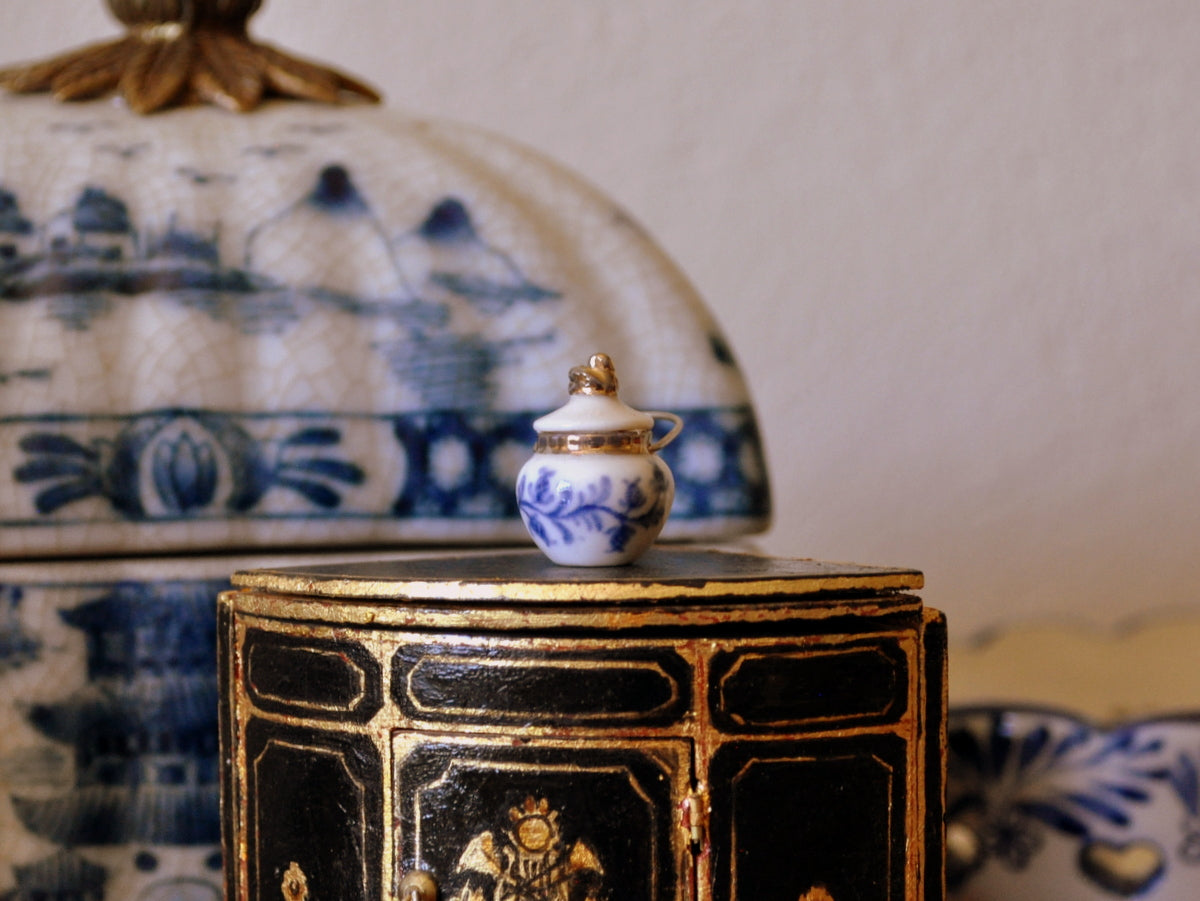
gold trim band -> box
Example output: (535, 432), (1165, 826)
(534, 430), (651, 454)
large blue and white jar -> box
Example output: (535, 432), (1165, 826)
(517, 353), (682, 566)
(0, 0), (771, 558)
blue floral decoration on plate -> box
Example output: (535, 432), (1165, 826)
(947, 706), (1200, 899)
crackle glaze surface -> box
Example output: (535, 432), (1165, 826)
(0, 94), (769, 558)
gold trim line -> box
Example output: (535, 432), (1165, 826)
(535, 430), (650, 454)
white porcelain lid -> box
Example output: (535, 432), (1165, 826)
(531, 353), (656, 433)
(533, 393), (655, 433)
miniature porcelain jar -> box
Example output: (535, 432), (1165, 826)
(516, 353), (681, 566)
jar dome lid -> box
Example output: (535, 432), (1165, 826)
(533, 354), (655, 433)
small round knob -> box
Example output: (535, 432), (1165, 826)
(398, 869), (438, 901)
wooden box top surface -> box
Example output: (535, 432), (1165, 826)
(231, 548), (923, 608)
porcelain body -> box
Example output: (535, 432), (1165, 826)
(0, 95), (770, 559)
(517, 449), (675, 566)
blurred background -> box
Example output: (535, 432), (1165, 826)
(1, 1), (1197, 644)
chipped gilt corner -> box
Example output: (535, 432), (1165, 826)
(218, 549), (948, 901)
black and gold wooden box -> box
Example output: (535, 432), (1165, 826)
(218, 549), (946, 901)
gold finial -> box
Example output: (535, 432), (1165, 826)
(0, 0), (380, 114)
(281, 862), (309, 901)
(568, 353), (619, 397)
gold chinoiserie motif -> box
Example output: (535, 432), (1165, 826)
(455, 797), (604, 901)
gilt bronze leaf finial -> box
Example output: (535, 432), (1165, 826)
(0, 0), (380, 114)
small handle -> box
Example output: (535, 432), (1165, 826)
(646, 412), (683, 453)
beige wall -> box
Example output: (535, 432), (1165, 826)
(3, 2), (1197, 642)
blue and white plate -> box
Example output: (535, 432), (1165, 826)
(947, 706), (1200, 900)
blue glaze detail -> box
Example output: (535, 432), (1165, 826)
(149, 217), (221, 264)
(0, 366), (52, 385)
(0, 176), (557, 336)
(1, 181), (272, 312)
(244, 142), (306, 159)
(420, 197), (477, 242)
(10, 580), (224, 848)
(305, 164), (369, 214)
(709, 333), (737, 366)
(72, 187), (133, 235)
(379, 333), (502, 410)
(152, 431), (218, 513)
(392, 410), (533, 518)
(274, 425), (368, 508)
(428, 269), (558, 310)
(0, 186), (34, 237)
(174, 165), (237, 186)
(516, 464), (668, 553)
(1160, 750), (1200, 864)
(655, 408), (768, 519)
(0, 583), (41, 672)
(5, 407), (766, 527)
(14, 411), (364, 519)
(415, 196), (560, 312)
(3, 850), (108, 900)
(375, 330), (556, 408)
(97, 142), (150, 162)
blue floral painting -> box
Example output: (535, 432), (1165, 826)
(517, 464), (669, 554)
(947, 707), (1200, 898)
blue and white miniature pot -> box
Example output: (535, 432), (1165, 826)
(516, 353), (683, 566)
